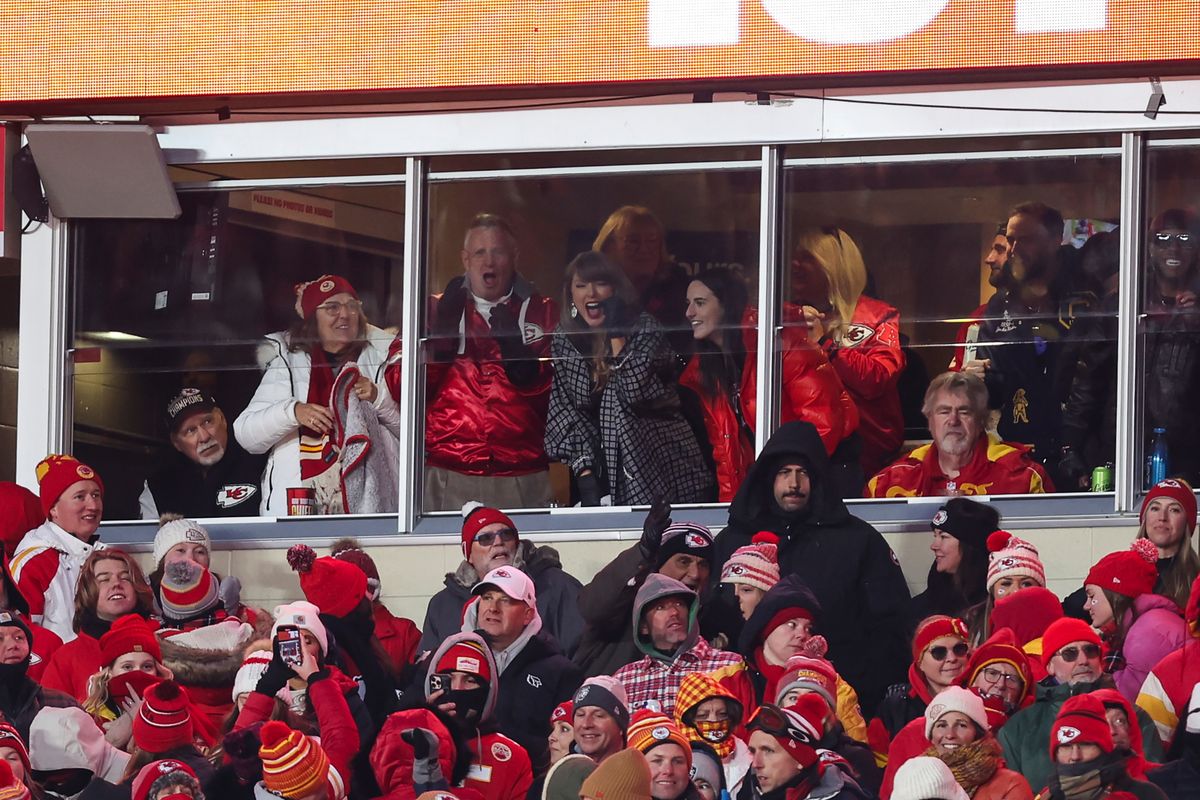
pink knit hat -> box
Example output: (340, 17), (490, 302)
(986, 531), (1046, 593)
(720, 531), (780, 592)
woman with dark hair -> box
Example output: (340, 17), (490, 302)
(1136, 479), (1200, 613)
(544, 251), (712, 506)
(1084, 540), (1187, 702)
(680, 267), (859, 502)
(909, 498), (1001, 642)
(233, 274), (399, 516)
(39, 549), (157, 702)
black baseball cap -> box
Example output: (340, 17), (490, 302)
(166, 388), (217, 434)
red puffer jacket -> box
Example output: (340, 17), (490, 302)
(823, 295), (906, 476)
(680, 307), (859, 502)
(389, 288), (557, 476)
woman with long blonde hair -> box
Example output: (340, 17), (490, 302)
(790, 227), (906, 477)
(1135, 478), (1200, 611)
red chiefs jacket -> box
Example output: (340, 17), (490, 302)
(865, 431), (1054, 498)
(680, 307), (860, 502)
(388, 284), (557, 476)
(823, 296), (906, 476)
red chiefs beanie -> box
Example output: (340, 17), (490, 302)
(911, 615), (970, 663)
(99, 615), (162, 665)
(435, 639), (492, 683)
(1050, 694), (1113, 759)
(0, 483), (44, 555)
(1085, 539), (1159, 599)
(35, 455), (104, 516)
(1041, 618), (1102, 668)
(286, 544), (367, 618)
(1140, 478), (1197, 527)
(460, 503), (517, 558)
(748, 696), (826, 770)
(133, 680), (194, 754)
(299, 275), (358, 320)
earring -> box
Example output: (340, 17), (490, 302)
(570, 305), (578, 319)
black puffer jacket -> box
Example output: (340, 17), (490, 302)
(713, 421), (911, 716)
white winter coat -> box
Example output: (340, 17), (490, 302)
(233, 325), (401, 516)
(11, 521), (105, 643)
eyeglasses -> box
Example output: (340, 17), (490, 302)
(980, 666), (1023, 687)
(1153, 232), (1197, 247)
(474, 528), (518, 547)
(927, 643), (970, 661)
(316, 300), (363, 316)
(1056, 644), (1102, 663)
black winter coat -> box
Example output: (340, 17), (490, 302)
(1149, 752), (1200, 800)
(493, 630), (583, 781)
(712, 421), (911, 716)
(873, 682), (929, 740)
(737, 576), (822, 705)
(144, 437), (267, 518)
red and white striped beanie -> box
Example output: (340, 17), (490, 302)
(720, 531), (780, 592)
(986, 531), (1046, 593)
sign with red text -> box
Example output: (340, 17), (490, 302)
(0, 1), (1195, 108)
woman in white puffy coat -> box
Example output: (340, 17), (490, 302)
(234, 275), (400, 516)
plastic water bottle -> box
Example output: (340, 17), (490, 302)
(1147, 427), (1170, 487)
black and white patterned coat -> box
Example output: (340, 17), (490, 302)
(544, 312), (712, 505)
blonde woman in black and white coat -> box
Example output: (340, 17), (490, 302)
(544, 251), (712, 507)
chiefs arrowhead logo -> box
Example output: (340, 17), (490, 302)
(494, 569), (512, 578)
(840, 323), (874, 348)
(490, 742), (512, 762)
(685, 532), (708, 549)
(932, 510), (948, 527)
(216, 484), (257, 509)
(1057, 726), (1081, 744)
(76, 465), (96, 479)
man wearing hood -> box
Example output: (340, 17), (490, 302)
(613, 575), (754, 719)
(712, 421), (911, 715)
(459, 566), (582, 782)
(419, 504), (583, 657)
(0, 612), (77, 741)
(424, 632), (533, 800)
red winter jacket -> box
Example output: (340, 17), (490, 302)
(373, 603), (419, 671)
(820, 296), (906, 476)
(865, 432), (1054, 498)
(463, 731), (532, 800)
(680, 307), (859, 502)
(39, 631), (102, 701)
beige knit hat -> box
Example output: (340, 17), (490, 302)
(719, 531), (780, 592)
(580, 748), (652, 800)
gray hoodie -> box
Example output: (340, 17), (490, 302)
(630, 574), (699, 664)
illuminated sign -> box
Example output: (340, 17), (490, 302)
(0, 1), (1195, 107)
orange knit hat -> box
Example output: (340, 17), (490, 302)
(259, 720), (332, 800)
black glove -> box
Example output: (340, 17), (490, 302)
(598, 296), (632, 340)
(639, 496), (673, 563)
(431, 276), (469, 361)
(256, 647), (295, 696)
(401, 728), (447, 791)
(490, 303), (538, 387)
(577, 472), (603, 507)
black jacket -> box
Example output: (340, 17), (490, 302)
(737, 576), (822, 704)
(713, 421), (911, 716)
(0, 673), (78, 742)
(144, 437), (267, 518)
(493, 629), (583, 782)
(873, 682), (929, 740)
(1149, 750), (1200, 800)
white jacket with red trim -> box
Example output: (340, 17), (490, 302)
(11, 521), (105, 643)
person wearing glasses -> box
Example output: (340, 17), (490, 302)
(997, 618), (1163, 793)
(233, 274), (399, 515)
(744, 695), (869, 800)
(1084, 540), (1186, 704)
(872, 616), (972, 747)
(417, 503), (584, 658)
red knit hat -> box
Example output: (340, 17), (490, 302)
(748, 696), (826, 770)
(435, 639), (492, 682)
(1041, 618), (1102, 668)
(990, 587), (1064, 647)
(1085, 539), (1159, 599)
(299, 275), (358, 320)
(35, 455), (104, 516)
(0, 723), (30, 776)
(259, 720), (334, 800)
(761, 606), (815, 644)
(550, 701), (573, 725)
(1140, 478), (1197, 527)
(331, 538), (381, 600)
(461, 504), (517, 558)
(286, 544), (367, 619)
(131, 760), (198, 800)
(0, 483), (44, 556)
(1050, 694), (1113, 759)
(0, 760), (29, 800)
(133, 680), (194, 754)
(99, 615), (162, 665)
(911, 615), (970, 663)
(963, 627), (1033, 706)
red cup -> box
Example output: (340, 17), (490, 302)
(287, 487), (316, 516)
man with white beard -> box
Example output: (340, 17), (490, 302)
(140, 388), (266, 518)
(865, 371), (1052, 497)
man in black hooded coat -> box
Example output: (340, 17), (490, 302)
(711, 420), (911, 716)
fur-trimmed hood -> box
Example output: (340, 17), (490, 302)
(158, 615), (272, 687)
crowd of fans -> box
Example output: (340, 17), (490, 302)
(130, 199), (1200, 519)
(1, 414), (1200, 800)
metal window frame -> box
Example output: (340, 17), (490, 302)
(19, 78), (1200, 544)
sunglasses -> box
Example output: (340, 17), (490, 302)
(927, 643), (970, 661)
(475, 528), (518, 547)
(1153, 232), (1196, 247)
(747, 705), (814, 743)
(1056, 644), (1102, 663)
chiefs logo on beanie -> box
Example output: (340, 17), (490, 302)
(1050, 694), (1113, 759)
(35, 455), (104, 516)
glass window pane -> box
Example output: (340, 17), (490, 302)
(72, 184), (404, 520)
(781, 153), (1120, 499)
(422, 168), (759, 511)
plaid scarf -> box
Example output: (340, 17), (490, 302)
(927, 737), (1002, 797)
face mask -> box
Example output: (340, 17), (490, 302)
(695, 719), (734, 758)
(445, 687), (487, 722)
(107, 670), (159, 705)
